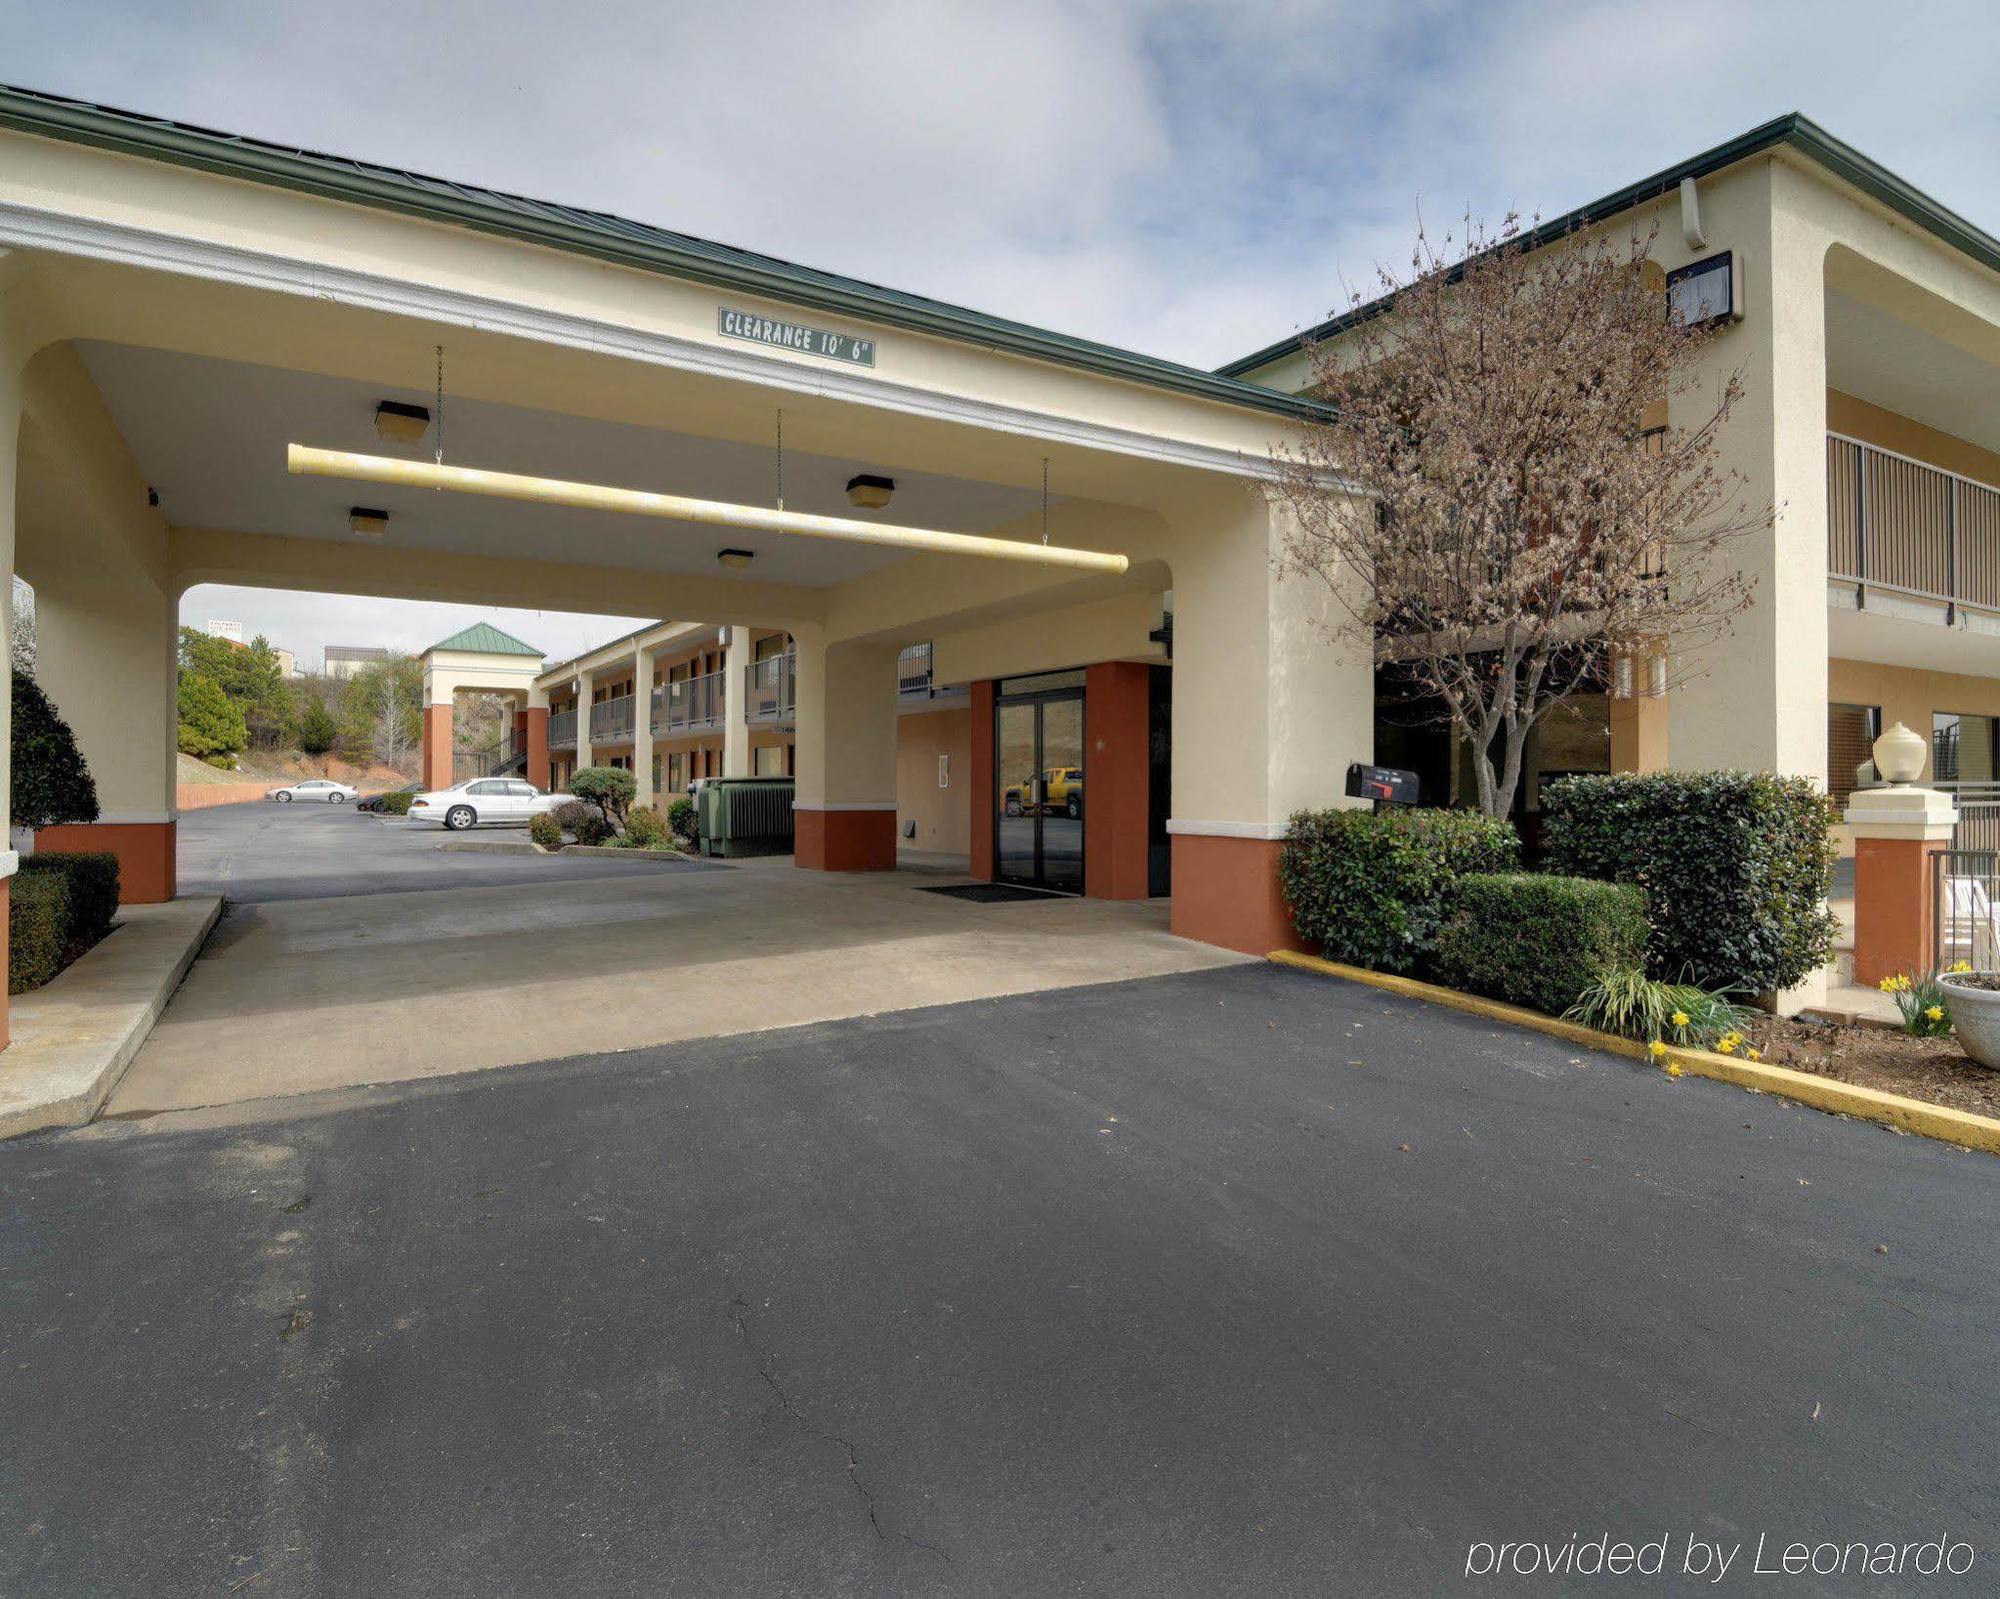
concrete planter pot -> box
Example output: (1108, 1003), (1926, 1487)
(1939, 973), (2000, 1070)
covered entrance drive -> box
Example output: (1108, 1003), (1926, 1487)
(0, 86), (1376, 1057)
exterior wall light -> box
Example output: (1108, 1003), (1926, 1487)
(374, 400), (432, 444)
(716, 547), (755, 569)
(845, 474), (895, 510)
(350, 506), (390, 539)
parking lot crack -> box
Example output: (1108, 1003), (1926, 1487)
(727, 1292), (950, 1563)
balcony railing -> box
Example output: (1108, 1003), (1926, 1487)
(548, 708), (577, 749)
(653, 669), (726, 736)
(744, 651), (796, 726)
(589, 693), (636, 744)
(898, 641), (934, 697)
(1828, 432), (2000, 613)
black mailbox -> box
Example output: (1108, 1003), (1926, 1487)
(1345, 762), (1422, 806)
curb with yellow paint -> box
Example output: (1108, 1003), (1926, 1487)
(1269, 949), (2000, 1157)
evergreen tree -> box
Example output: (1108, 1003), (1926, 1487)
(298, 698), (339, 758)
(177, 671), (248, 758)
(11, 669), (99, 828)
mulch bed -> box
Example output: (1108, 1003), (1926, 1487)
(1738, 1017), (2000, 1120)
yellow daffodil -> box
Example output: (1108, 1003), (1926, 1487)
(1952, 960), (1973, 973)
(1647, 1038), (1667, 1058)
(1670, 1010), (1691, 1028)
(1745, 1048), (1762, 1063)
(1926, 1005), (1945, 1022)
(1716, 1035), (1738, 1055)
(1665, 1061), (1683, 1078)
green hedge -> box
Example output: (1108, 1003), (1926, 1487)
(1432, 873), (1649, 1017)
(9, 871), (72, 994)
(624, 805), (669, 849)
(1280, 807), (1518, 973)
(1541, 772), (1838, 994)
(19, 852), (120, 940)
(378, 789), (414, 816)
(528, 812), (563, 849)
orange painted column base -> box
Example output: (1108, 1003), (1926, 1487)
(795, 807), (897, 871)
(1168, 832), (1305, 955)
(1851, 835), (1952, 987)
(421, 704), (455, 791)
(35, 821), (178, 904)
(523, 706), (552, 791)
(1083, 661), (1152, 900)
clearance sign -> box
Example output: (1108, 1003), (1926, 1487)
(718, 307), (877, 367)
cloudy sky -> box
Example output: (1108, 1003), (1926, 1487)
(5, 0), (1996, 665)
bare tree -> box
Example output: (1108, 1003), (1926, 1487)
(338, 654), (423, 775)
(1273, 213), (1768, 817)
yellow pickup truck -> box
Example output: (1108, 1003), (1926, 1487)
(1003, 766), (1084, 819)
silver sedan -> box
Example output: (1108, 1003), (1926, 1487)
(265, 778), (358, 804)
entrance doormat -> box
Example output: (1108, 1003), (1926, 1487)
(920, 883), (1072, 904)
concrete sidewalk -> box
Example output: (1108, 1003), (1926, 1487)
(0, 897), (220, 1137)
(112, 820), (1243, 1116)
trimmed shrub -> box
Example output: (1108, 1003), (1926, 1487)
(667, 796), (698, 847)
(1542, 772), (1838, 994)
(528, 812), (563, 850)
(9, 870), (71, 994)
(624, 805), (670, 849)
(569, 765), (637, 828)
(377, 789), (415, 816)
(1280, 807), (1519, 973)
(18, 851), (119, 940)
(12, 670), (99, 829)
(553, 799), (609, 846)
(1432, 873), (1649, 1017)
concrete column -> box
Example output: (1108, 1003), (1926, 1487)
(1083, 660), (1153, 899)
(574, 669), (594, 770)
(1609, 651), (1670, 774)
(420, 701), (454, 791)
(33, 581), (180, 902)
(0, 345), (20, 1045)
(791, 628), (898, 870)
(1666, 162), (1827, 779)
(632, 643), (655, 810)
(524, 686), (551, 791)
(1846, 783), (1956, 987)
(1164, 489), (1373, 954)
(722, 625), (752, 777)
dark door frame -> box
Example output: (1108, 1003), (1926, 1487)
(993, 682), (1086, 892)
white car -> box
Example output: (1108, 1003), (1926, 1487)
(267, 778), (358, 804)
(408, 777), (567, 830)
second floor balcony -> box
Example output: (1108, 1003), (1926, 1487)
(653, 669), (726, 736)
(1828, 432), (2000, 619)
(548, 707), (577, 749)
(744, 650), (796, 726)
(589, 693), (636, 745)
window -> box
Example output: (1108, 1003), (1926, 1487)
(754, 743), (786, 776)
(651, 755), (662, 794)
(506, 781), (536, 798)
(1935, 712), (2000, 784)
(467, 780), (501, 795)
(667, 751), (686, 792)
(1828, 704), (1881, 804)
(754, 633), (789, 662)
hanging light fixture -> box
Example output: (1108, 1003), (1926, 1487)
(845, 474), (895, 510)
(286, 445), (1129, 574)
(349, 506), (389, 539)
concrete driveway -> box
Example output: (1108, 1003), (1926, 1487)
(7, 962), (1995, 1596)
(110, 805), (1241, 1115)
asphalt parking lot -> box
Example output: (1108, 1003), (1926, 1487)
(5, 959), (1994, 1596)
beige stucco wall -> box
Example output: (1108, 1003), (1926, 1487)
(896, 706), (971, 854)
(1827, 389), (2000, 488)
(14, 341), (176, 821)
(1828, 657), (2000, 782)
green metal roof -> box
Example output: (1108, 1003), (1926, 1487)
(0, 82), (1326, 424)
(424, 622), (543, 658)
(1218, 112), (2000, 380)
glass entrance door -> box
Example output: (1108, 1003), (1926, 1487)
(995, 688), (1085, 892)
